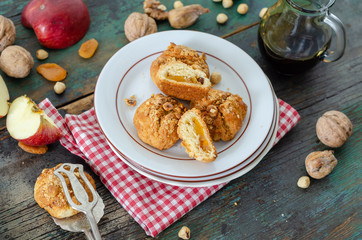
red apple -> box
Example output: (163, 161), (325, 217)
(0, 75), (10, 118)
(6, 95), (62, 146)
(21, 0), (90, 49)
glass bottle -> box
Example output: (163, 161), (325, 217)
(258, 0), (346, 75)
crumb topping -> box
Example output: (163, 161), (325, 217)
(34, 164), (96, 218)
(191, 89), (247, 141)
(155, 43), (209, 77)
(133, 94), (187, 150)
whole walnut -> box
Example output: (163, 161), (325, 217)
(316, 110), (353, 148)
(124, 12), (157, 42)
(305, 150), (337, 179)
(0, 15), (16, 52)
(0, 45), (34, 78)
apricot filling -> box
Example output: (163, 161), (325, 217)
(166, 74), (204, 85)
(192, 117), (210, 151)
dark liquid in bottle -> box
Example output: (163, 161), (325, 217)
(258, 14), (331, 75)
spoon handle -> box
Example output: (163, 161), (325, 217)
(84, 229), (95, 240)
(86, 211), (102, 240)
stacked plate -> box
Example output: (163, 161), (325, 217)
(94, 30), (278, 187)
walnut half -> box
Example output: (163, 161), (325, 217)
(143, 0), (169, 20)
(0, 15), (16, 52)
(124, 12), (157, 42)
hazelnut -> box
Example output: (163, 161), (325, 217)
(54, 82), (66, 94)
(0, 45), (34, 78)
(210, 71), (222, 84)
(316, 110), (353, 148)
(178, 226), (190, 240)
(36, 49), (49, 60)
(174, 1), (183, 9)
(162, 102), (174, 111)
(237, 3), (248, 15)
(305, 150), (337, 179)
(207, 105), (218, 117)
(259, 7), (268, 18)
(216, 13), (228, 24)
(222, 0), (233, 8)
(157, 4), (167, 11)
(297, 176), (310, 189)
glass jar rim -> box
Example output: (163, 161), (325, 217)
(286, 0), (335, 13)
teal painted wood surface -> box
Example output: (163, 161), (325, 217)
(0, 0), (277, 122)
(0, 0), (361, 239)
(0, 0), (278, 129)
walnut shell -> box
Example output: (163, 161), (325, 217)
(124, 12), (157, 42)
(0, 15), (16, 52)
(316, 110), (353, 148)
(305, 150), (337, 179)
(0, 45), (34, 78)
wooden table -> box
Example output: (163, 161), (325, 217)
(1, 0), (361, 239)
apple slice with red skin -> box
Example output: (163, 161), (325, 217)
(0, 75), (10, 118)
(21, 0), (90, 49)
(6, 96), (62, 146)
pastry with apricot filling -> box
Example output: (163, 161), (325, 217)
(150, 43), (211, 101)
(177, 108), (217, 163)
(191, 89), (248, 141)
(133, 93), (187, 150)
(34, 163), (96, 219)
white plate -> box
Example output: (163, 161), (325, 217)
(94, 30), (275, 179)
(109, 92), (278, 187)
(108, 92), (279, 186)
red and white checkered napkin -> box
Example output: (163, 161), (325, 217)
(38, 98), (300, 237)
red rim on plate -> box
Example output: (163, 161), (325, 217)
(110, 93), (279, 186)
(96, 52), (275, 178)
(114, 52), (252, 160)
(111, 90), (277, 180)
(108, 94), (278, 183)
(94, 30), (276, 184)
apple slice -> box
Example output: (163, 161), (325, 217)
(0, 75), (10, 118)
(6, 96), (62, 146)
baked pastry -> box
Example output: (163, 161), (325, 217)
(150, 43), (212, 101)
(34, 164), (96, 219)
(133, 93), (187, 150)
(177, 108), (217, 163)
(190, 89), (248, 141)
